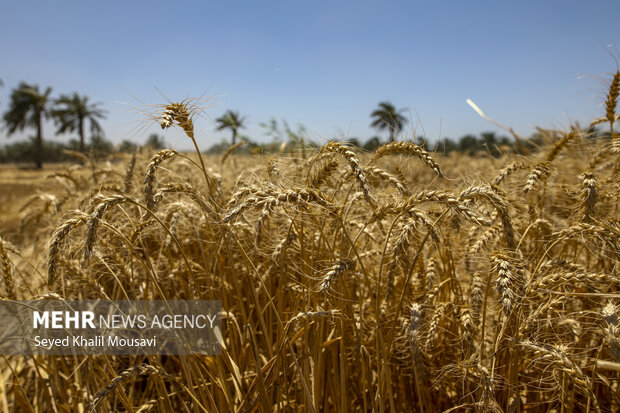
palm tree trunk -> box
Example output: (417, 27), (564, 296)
(389, 129), (394, 143)
(79, 116), (85, 152)
(35, 110), (43, 169)
(232, 129), (237, 145)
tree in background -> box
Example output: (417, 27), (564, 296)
(370, 101), (408, 143)
(3, 82), (52, 169)
(363, 136), (382, 151)
(440, 137), (458, 153)
(118, 140), (138, 153)
(458, 134), (478, 155)
(259, 117), (282, 143)
(260, 117), (312, 156)
(89, 135), (115, 158)
(216, 110), (246, 145)
(145, 133), (166, 150)
(52, 92), (106, 152)
(414, 136), (431, 151)
(480, 131), (502, 157)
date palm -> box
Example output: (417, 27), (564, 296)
(216, 110), (246, 145)
(370, 101), (408, 143)
(53, 92), (106, 152)
(3, 82), (52, 169)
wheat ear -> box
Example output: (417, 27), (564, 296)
(519, 340), (601, 413)
(0, 238), (16, 299)
(602, 302), (620, 362)
(321, 141), (376, 207)
(371, 141), (443, 178)
(144, 149), (178, 210)
(606, 70), (620, 131)
(48, 211), (89, 287)
(523, 162), (551, 194)
(89, 364), (172, 412)
(84, 195), (131, 259)
(577, 172), (597, 222)
(318, 259), (354, 292)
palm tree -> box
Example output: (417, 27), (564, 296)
(370, 101), (408, 143)
(3, 82), (52, 169)
(52, 92), (106, 152)
(215, 110), (246, 145)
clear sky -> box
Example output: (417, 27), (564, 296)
(1, 0), (619, 150)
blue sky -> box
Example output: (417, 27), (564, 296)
(1, 0), (619, 150)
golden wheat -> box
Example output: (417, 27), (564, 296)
(1, 72), (619, 412)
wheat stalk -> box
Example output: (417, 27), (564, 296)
(222, 142), (245, 165)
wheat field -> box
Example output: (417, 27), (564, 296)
(0, 73), (618, 412)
